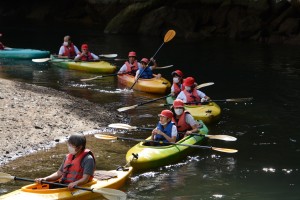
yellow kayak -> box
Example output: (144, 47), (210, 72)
(50, 56), (117, 74)
(0, 167), (132, 200)
(117, 74), (171, 94)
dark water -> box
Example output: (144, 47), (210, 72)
(0, 26), (300, 199)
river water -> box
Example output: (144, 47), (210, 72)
(0, 26), (300, 199)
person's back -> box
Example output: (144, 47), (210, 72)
(58, 35), (80, 58)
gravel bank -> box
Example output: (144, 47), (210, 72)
(0, 78), (122, 166)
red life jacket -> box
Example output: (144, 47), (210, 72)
(61, 149), (95, 183)
(79, 52), (94, 61)
(173, 83), (183, 96)
(183, 89), (201, 104)
(0, 43), (5, 50)
(172, 111), (192, 132)
(63, 43), (76, 58)
(125, 61), (138, 73)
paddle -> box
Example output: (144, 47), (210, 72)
(32, 54), (118, 63)
(94, 134), (238, 153)
(117, 94), (171, 112)
(117, 82), (214, 112)
(0, 172), (126, 200)
(108, 123), (237, 141)
(80, 65), (174, 82)
(129, 30), (176, 90)
(187, 97), (253, 104)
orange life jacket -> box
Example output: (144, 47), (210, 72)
(173, 83), (183, 96)
(63, 43), (76, 58)
(61, 149), (95, 183)
(125, 60), (138, 74)
(172, 111), (192, 140)
(183, 89), (201, 104)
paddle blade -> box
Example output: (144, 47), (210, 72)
(80, 76), (102, 81)
(206, 135), (237, 141)
(32, 58), (51, 63)
(196, 82), (214, 89)
(109, 123), (137, 130)
(226, 97), (253, 102)
(117, 105), (138, 112)
(99, 54), (118, 58)
(155, 65), (173, 69)
(164, 30), (176, 43)
(94, 188), (127, 200)
(212, 147), (238, 153)
(0, 172), (14, 183)
(95, 134), (118, 140)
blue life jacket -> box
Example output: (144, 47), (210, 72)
(138, 66), (153, 79)
(155, 121), (175, 143)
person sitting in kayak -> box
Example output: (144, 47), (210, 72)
(35, 134), (96, 190)
(151, 109), (178, 145)
(58, 35), (80, 58)
(171, 70), (184, 97)
(171, 99), (201, 140)
(74, 44), (99, 61)
(134, 57), (161, 80)
(118, 51), (141, 76)
(176, 76), (210, 104)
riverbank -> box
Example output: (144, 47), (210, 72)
(0, 78), (122, 166)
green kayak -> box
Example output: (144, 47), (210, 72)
(125, 120), (209, 170)
(0, 48), (50, 59)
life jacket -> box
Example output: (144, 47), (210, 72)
(173, 83), (183, 96)
(0, 43), (4, 50)
(61, 149), (95, 183)
(155, 121), (175, 143)
(172, 111), (192, 140)
(138, 66), (153, 79)
(125, 61), (138, 74)
(79, 52), (94, 61)
(63, 43), (76, 58)
(183, 89), (201, 104)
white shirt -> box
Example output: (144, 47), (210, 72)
(184, 113), (198, 126)
(74, 53), (99, 60)
(58, 45), (80, 56)
(118, 62), (142, 73)
(176, 90), (206, 103)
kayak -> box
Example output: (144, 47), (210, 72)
(117, 74), (171, 94)
(125, 121), (208, 170)
(166, 96), (221, 124)
(0, 48), (50, 59)
(50, 56), (117, 73)
(0, 167), (132, 200)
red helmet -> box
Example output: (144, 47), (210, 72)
(128, 51), (136, 57)
(171, 70), (183, 77)
(140, 58), (149, 64)
(81, 44), (88, 50)
(173, 99), (184, 108)
(158, 110), (173, 119)
(183, 77), (195, 87)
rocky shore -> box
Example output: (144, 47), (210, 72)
(0, 78), (121, 166)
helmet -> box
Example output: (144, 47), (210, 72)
(171, 70), (183, 77)
(128, 51), (136, 57)
(81, 44), (88, 50)
(158, 110), (173, 119)
(140, 58), (149, 64)
(173, 99), (184, 108)
(183, 77), (195, 87)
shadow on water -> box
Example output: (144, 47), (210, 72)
(1, 26), (300, 199)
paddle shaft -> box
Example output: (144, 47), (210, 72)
(115, 136), (214, 149)
(138, 94), (171, 106)
(13, 176), (95, 192)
